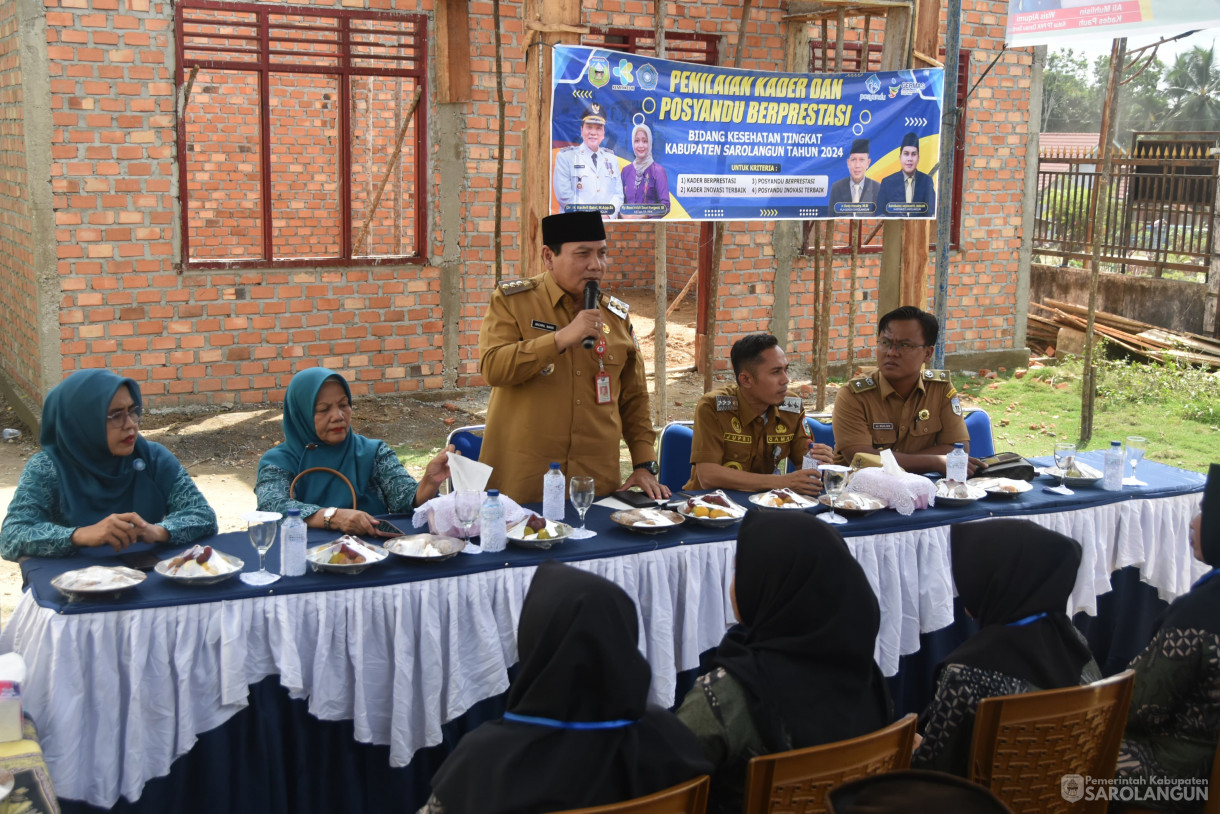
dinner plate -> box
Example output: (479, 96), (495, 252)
(748, 490), (819, 510)
(967, 477), (1033, 498)
(674, 503), (745, 528)
(1038, 465), (1103, 487)
(934, 482), (988, 507)
(51, 565), (146, 601)
(609, 508), (685, 534)
(384, 534), (465, 562)
(306, 540), (389, 574)
(155, 549), (244, 586)
(818, 492), (887, 517)
(507, 519), (573, 550)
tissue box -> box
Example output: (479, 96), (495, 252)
(0, 680), (21, 742)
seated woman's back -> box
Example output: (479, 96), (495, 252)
(912, 518), (1100, 775)
(421, 560), (710, 814)
(676, 511), (892, 814)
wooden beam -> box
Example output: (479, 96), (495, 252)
(877, 2), (912, 315)
(434, 0), (472, 104)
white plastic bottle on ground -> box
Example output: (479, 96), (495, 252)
(1103, 441), (1124, 491)
(480, 490), (507, 553)
(946, 442), (968, 484)
(280, 509), (307, 576)
(542, 463), (565, 521)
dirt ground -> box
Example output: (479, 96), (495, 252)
(0, 288), (833, 626)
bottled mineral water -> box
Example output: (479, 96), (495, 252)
(802, 442), (818, 470)
(946, 443), (968, 484)
(280, 509), (308, 576)
(542, 463), (565, 521)
(1103, 441), (1124, 492)
(479, 490), (507, 553)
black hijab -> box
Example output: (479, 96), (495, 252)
(711, 511), (891, 751)
(943, 518), (1095, 689)
(429, 561), (711, 814)
(1159, 463), (1220, 635)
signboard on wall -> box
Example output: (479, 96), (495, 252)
(549, 45), (944, 222)
(1006, 1), (1220, 47)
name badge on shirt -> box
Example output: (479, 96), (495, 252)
(595, 370), (612, 404)
(531, 320), (557, 332)
(872, 423), (894, 430)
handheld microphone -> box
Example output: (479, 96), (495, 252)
(582, 281), (600, 350)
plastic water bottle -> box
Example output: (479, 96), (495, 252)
(802, 442), (818, 470)
(946, 443), (968, 483)
(542, 462), (565, 521)
(480, 490), (507, 553)
(1, 429), (19, 442)
(280, 509), (307, 576)
(1103, 441), (1124, 491)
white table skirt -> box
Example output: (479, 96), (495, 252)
(0, 492), (1202, 808)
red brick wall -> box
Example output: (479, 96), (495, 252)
(0, 0), (40, 401)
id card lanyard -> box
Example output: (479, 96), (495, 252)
(594, 336), (612, 404)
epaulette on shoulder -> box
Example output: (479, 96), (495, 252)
(498, 278), (535, 296)
(605, 295), (630, 320)
(849, 375), (879, 393)
(779, 395), (802, 414)
(715, 395), (739, 412)
(921, 369), (950, 383)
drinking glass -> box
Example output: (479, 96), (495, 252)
(569, 476), (596, 538)
(454, 490), (481, 545)
(818, 464), (850, 525)
(240, 510), (282, 586)
(1125, 436), (1147, 486)
(1052, 442), (1076, 495)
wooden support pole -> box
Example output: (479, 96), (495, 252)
(353, 86), (423, 254)
(652, 2), (668, 428)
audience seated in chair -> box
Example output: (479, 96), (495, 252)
(676, 511), (891, 814)
(827, 769), (1014, 814)
(911, 518), (1101, 775)
(420, 561), (711, 814)
(1115, 464), (1220, 814)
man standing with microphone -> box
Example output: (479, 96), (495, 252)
(478, 211), (668, 504)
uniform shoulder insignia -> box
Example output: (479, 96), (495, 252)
(605, 296), (629, 320)
(849, 376), (878, 393)
(921, 369), (949, 382)
(498, 279), (535, 296)
(715, 395), (739, 412)
(779, 395), (802, 414)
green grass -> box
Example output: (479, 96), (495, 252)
(394, 442), (449, 475)
(956, 355), (1219, 473)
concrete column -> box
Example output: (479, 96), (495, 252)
(434, 103), (465, 389)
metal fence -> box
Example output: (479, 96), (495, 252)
(1033, 144), (1217, 280)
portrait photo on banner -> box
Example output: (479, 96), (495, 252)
(548, 45), (944, 222)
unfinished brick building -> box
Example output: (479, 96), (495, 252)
(0, 0), (1033, 423)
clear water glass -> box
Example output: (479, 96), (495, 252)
(1053, 442), (1076, 494)
(454, 490), (481, 545)
(818, 464), (850, 525)
(1125, 436), (1147, 485)
(570, 476), (595, 530)
(241, 510), (282, 586)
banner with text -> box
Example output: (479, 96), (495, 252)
(549, 45), (944, 222)
(1006, 1), (1220, 47)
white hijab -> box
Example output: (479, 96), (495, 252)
(631, 124), (654, 176)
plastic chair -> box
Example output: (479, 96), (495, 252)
(968, 669), (1135, 814)
(656, 421), (694, 493)
(445, 423), (485, 462)
(963, 409), (995, 458)
(804, 413), (836, 449)
(741, 714), (918, 814)
(554, 775), (710, 814)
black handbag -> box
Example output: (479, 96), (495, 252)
(973, 451), (1037, 481)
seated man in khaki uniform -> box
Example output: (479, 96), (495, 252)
(832, 306), (981, 476)
(685, 334), (834, 495)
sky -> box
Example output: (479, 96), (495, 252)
(1051, 28), (1220, 66)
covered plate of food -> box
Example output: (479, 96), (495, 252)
(609, 507), (685, 534)
(507, 514), (572, 549)
(1038, 461), (1103, 487)
(818, 492), (888, 516)
(674, 491), (747, 527)
(385, 533), (466, 562)
(748, 488), (818, 510)
(51, 565), (146, 601)
(156, 544), (244, 585)
(306, 536), (389, 574)
(933, 479), (988, 507)
(967, 476), (1033, 498)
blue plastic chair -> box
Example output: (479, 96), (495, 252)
(963, 409), (995, 458)
(656, 421), (694, 493)
(804, 415), (836, 450)
(445, 424), (485, 462)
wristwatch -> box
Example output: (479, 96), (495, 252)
(634, 461), (659, 476)
(322, 507), (337, 530)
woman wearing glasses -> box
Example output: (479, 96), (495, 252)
(0, 369), (216, 559)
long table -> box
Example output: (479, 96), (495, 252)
(0, 454), (1206, 812)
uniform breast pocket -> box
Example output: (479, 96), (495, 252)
(870, 425), (898, 449)
(722, 438), (755, 467)
(911, 413), (943, 439)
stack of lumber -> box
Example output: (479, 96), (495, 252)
(1029, 298), (1220, 369)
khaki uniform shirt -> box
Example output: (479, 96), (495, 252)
(831, 368), (969, 465)
(478, 272), (654, 504)
(684, 383), (809, 490)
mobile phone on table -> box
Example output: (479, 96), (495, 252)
(613, 488), (663, 508)
(374, 519), (406, 537)
(120, 550), (162, 571)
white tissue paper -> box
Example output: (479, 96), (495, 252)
(447, 451), (493, 493)
(0, 653), (25, 742)
(847, 449), (937, 516)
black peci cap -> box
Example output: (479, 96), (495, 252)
(542, 211), (606, 247)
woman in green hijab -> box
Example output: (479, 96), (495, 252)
(0, 369), (217, 560)
(255, 368), (453, 536)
